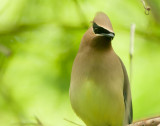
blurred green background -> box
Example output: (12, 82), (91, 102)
(0, 0), (160, 126)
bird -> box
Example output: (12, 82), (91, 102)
(69, 12), (133, 126)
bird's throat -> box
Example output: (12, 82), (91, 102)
(91, 38), (111, 50)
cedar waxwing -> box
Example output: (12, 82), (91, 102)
(69, 12), (133, 126)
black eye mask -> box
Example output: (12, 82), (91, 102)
(93, 22), (115, 39)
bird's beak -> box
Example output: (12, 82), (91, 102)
(93, 22), (115, 39)
(99, 33), (115, 38)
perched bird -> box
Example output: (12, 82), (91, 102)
(69, 12), (133, 126)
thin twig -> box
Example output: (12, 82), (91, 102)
(12, 117), (44, 126)
(141, 0), (151, 15)
(35, 116), (44, 126)
(130, 24), (136, 84)
(64, 118), (84, 126)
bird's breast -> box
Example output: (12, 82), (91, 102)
(70, 49), (125, 126)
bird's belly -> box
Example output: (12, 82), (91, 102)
(70, 79), (125, 126)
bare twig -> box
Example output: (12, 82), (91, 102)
(128, 116), (160, 126)
(64, 118), (84, 126)
(141, 0), (151, 15)
(13, 117), (44, 126)
(130, 24), (136, 83)
(35, 116), (44, 126)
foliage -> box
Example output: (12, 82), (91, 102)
(0, 0), (160, 126)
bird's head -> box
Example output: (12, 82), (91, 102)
(79, 12), (115, 51)
(92, 12), (115, 40)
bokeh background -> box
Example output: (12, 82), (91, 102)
(0, 0), (160, 126)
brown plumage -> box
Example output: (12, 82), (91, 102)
(70, 12), (133, 126)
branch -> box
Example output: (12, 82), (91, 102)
(128, 116), (160, 126)
(64, 116), (160, 126)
